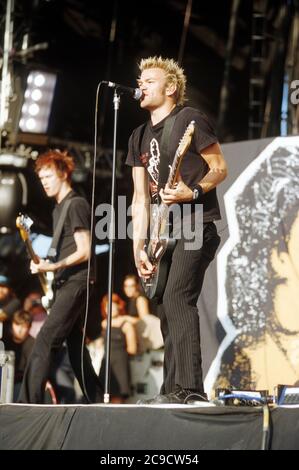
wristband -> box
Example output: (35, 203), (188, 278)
(191, 184), (204, 201)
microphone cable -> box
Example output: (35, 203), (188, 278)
(80, 81), (106, 404)
(79, 80), (141, 403)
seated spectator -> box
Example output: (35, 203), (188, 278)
(123, 275), (151, 319)
(99, 293), (137, 403)
(123, 275), (163, 352)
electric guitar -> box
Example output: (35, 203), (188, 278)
(141, 120), (195, 299)
(16, 214), (54, 311)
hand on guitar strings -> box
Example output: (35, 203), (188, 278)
(136, 249), (155, 279)
(159, 181), (193, 205)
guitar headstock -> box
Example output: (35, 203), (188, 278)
(16, 214), (33, 242)
(177, 120), (195, 156)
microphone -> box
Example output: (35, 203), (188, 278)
(103, 81), (142, 100)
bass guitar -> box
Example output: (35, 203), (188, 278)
(16, 214), (54, 311)
(141, 120), (195, 299)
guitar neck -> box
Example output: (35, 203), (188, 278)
(148, 120), (195, 247)
(25, 239), (39, 263)
(166, 148), (182, 189)
(24, 239), (49, 296)
(156, 150), (182, 224)
(148, 151), (182, 244)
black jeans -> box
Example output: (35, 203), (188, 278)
(18, 279), (103, 404)
(158, 222), (220, 395)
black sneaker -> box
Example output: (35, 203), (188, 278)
(166, 387), (209, 404)
(182, 390), (209, 404)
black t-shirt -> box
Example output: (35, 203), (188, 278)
(126, 297), (139, 317)
(52, 190), (95, 282)
(126, 106), (221, 222)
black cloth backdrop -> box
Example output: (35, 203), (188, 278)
(1, 404), (299, 450)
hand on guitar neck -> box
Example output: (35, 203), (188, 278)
(30, 257), (55, 274)
(16, 214), (54, 310)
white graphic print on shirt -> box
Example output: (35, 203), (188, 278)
(147, 138), (160, 200)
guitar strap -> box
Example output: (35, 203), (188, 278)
(47, 196), (78, 261)
(138, 107), (180, 204)
(157, 113), (178, 204)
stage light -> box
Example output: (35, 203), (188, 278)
(19, 70), (57, 134)
(25, 118), (36, 131)
(0, 170), (27, 233)
(34, 74), (46, 87)
(31, 89), (42, 101)
(28, 103), (40, 116)
(0, 153), (27, 168)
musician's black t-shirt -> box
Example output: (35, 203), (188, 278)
(52, 190), (95, 282)
(126, 106), (221, 222)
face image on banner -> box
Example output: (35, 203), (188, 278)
(205, 137), (299, 395)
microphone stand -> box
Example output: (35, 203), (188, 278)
(103, 89), (120, 404)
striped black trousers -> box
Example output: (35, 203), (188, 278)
(157, 222), (220, 395)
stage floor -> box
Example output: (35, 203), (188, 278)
(1, 402), (299, 450)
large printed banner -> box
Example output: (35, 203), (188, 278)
(200, 136), (299, 396)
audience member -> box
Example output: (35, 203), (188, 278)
(23, 291), (48, 338)
(99, 293), (137, 403)
(123, 275), (151, 318)
(0, 275), (21, 323)
(123, 275), (163, 352)
(2, 310), (35, 401)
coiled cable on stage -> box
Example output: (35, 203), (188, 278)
(261, 403), (271, 451)
(214, 393), (272, 450)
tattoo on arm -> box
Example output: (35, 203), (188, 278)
(199, 167), (227, 191)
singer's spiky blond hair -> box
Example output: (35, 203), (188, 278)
(138, 56), (187, 105)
